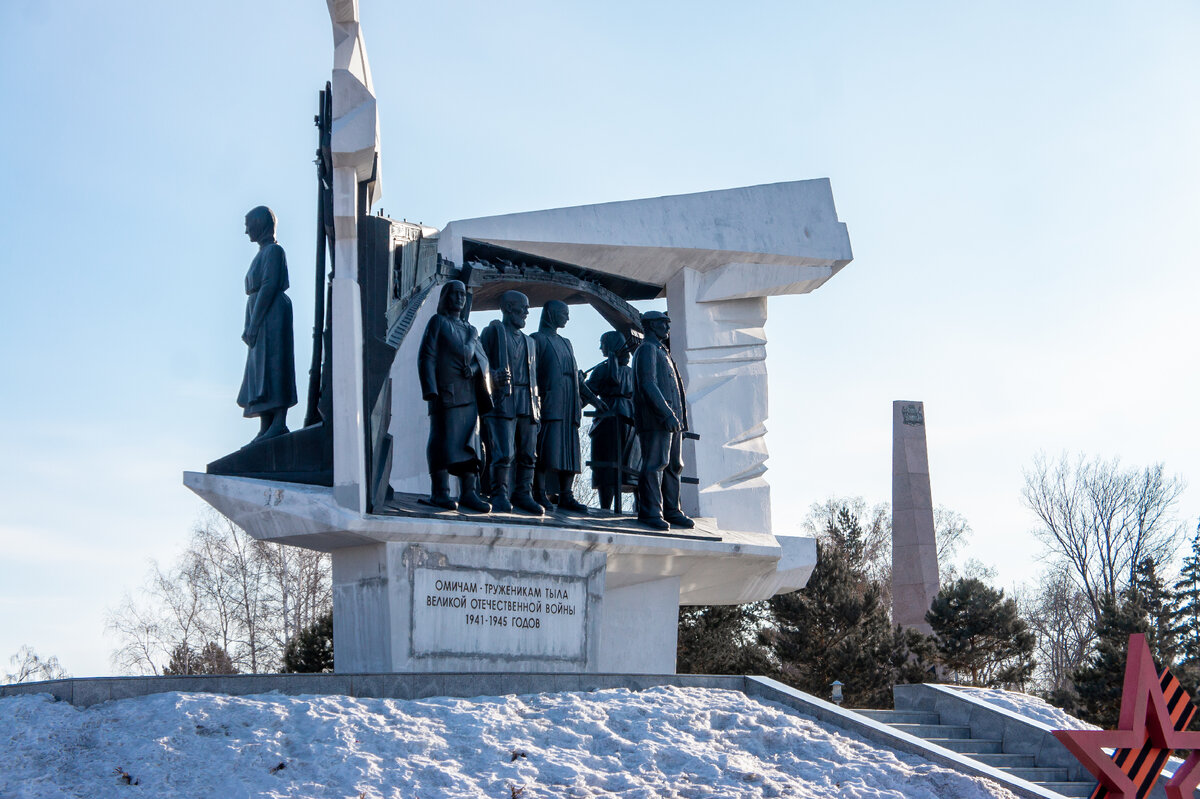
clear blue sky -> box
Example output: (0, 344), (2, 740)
(2, 1), (1198, 677)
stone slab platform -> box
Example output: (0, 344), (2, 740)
(183, 471), (817, 607)
(378, 491), (721, 542)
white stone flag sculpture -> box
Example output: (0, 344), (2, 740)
(327, 0), (381, 513)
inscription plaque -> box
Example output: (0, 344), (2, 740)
(411, 566), (588, 661)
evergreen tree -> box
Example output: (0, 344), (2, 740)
(163, 642), (236, 675)
(677, 603), (772, 675)
(889, 625), (939, 686)
(926, 578), (1035, 688)
(1073, 592), (1148, 728)
(282, 611), (334, 673)
(765, 542), (906, 707)
(826, 507), (866, 572)
(1174, 524), (1200, 665)
(1128, 557), (1180, 667)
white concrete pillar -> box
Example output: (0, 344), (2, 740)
(666, 267), (772, 535)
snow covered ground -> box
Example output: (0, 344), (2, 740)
(1, 685), (1021, 799)
(953, 687), (1099, 731)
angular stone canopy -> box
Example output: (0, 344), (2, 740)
(439, 179), (852, 300)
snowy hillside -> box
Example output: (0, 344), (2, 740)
(1, 685), (1020, 799)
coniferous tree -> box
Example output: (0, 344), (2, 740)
(1172, 524), (1200, 696)
(163, 642), (237, 675)
(926, 578), (1035, 688)
(1174, 525), (1200, 664)
(889, 625), (939, 686)
(677, 603), (772, 675)
(1073, 592), (1149, 728)
(282, 611), (334, 673)
(1128, 557), (1180, 667)
(766, 542), (914, 707)
(826, 507), (867, 572)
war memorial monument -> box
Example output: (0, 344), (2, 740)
(183, 0), (854, 676)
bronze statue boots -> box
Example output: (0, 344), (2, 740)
(511, 467), (544, 516)
(489, 467), (514, 513)
(664, 513), (695, 529)
(556, 473), (589, 515)
(457, 473), (492, 514)
(430, 470), (458, 511)
(532, 470), (555, 513)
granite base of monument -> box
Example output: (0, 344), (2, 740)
(184, 472), (815, 675)
(333, 541), (606, 672)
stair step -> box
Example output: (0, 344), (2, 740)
(1031, 781), (1096, 797)
(1003, 767), (1071, 782)
(854, 709), (941, 725)
(859, 702), (1095, 795)
(925, 737), (1003, 754)
(969, 753), (1036, 768)
(891, 722), (973, 739)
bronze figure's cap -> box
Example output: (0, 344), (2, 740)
(642, 310), (670, 323)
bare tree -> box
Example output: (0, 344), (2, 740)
(262, 543), (332, 659)
(1019, 567), (1094, 695)
(211, 517), (271, 672)
(4, 645), (69, 684)
(1022, 453), (1186, 622)
(105, 512), (332, 675)
(106, 590), (168, 675)
(933, 507), (971, 566)
(803, 497), (976, 592)
(106, 558), (206, 676)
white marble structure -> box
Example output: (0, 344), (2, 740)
(185, 2), (854, 675)
(891, 400), (940, 634)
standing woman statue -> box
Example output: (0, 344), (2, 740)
(417, 280), (492, 513)
(531, 300), (607, 514)
(237, 206), (297, 444)
(586, 331), (639, 512)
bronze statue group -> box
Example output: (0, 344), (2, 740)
(234, 207), (693, 531)
(417, 282), (694, 531)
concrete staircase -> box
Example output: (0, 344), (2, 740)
(854, 707), (1094, 797)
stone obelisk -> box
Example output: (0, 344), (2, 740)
(891, 400), (939, 634)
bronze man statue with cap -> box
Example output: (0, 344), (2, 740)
(632, 310), (693, 530)
(480, 290), (543, 515)
(417, 280), (492, 513)
(531, 300), (608, 514)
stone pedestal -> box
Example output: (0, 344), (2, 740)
(332, 541), (606, 673)
(185, 472), (816, 675)
(891, 400), (939, 634)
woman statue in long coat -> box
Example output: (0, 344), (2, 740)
(531, 300), (607, 514)
(417, 280), (492, 513)
(586, 330), (639, 512)
(237, 206), (297, 444)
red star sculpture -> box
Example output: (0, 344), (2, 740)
(1053, 634), (1200, 799)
